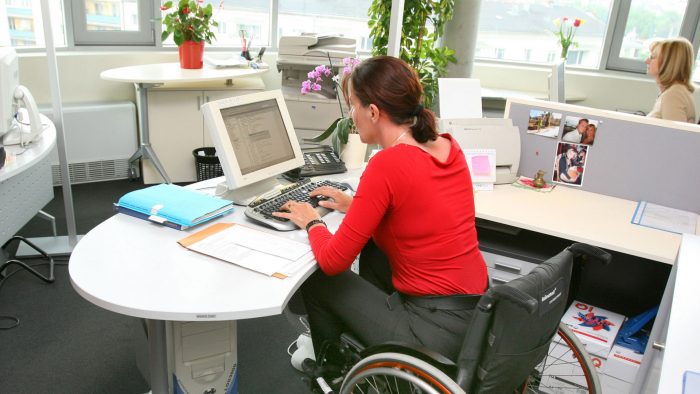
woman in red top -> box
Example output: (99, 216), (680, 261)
(273, 56), (487, 365)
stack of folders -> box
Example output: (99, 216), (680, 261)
(115, 184), (234, 230)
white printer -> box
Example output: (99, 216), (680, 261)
(277, 34), (357, 139)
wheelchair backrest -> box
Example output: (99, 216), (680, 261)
(456, 248), (575, 393)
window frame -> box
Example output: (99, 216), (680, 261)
(605, 0), (700, 73)
(69, 0), (155, 46)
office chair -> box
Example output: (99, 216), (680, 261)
(1, 236), (55, 284)
(335, 243), (611, 394)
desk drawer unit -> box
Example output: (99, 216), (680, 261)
(481, 250), (539, 285)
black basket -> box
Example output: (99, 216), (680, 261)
(193, 147), (223, 181)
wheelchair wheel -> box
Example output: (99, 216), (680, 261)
(340, 352), (465, 394)
(524, 322), (602, 393)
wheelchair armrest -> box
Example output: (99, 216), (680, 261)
(359, 341), (457, 376)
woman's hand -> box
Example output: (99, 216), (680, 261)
(271, 201), (321, 230)
(310, 186), (353, 213)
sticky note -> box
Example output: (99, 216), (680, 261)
(471, 155), (491, 176)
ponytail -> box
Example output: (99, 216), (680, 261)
(410, 106), (438, 143)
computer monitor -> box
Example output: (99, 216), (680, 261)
(201, 89), (305, 205)
(0, 46), (19, 138)
(0, 46), (42, 146)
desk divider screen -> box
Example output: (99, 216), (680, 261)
(505, 98), (700, 213)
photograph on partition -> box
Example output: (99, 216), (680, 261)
(527, 109), (562, 138)
(560, 116), (599, 145)
(552, 142), (588, 187)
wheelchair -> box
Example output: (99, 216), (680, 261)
(314, 243), (611, 394)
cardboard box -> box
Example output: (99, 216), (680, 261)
(561, 300), (626, 358)
(541, 342), (632, 393)
(605, 344), (643, 384)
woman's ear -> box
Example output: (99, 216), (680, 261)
(368, 103), (380, 122)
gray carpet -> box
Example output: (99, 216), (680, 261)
(0, 180), (309, 393)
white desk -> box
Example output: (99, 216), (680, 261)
(0, 115), (56, 245)
(655, 234), (700, 392)
(100, 63), (267, 183)
(68, 176), (348, 393)
(474, 185), (683, 265)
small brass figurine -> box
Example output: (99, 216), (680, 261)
(532, 170), (546, 188)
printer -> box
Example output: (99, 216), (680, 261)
(440, 118), (521, 184)
(277, 34), (357, 138)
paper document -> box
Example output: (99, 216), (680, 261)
(178, 223), (315, 279)
(438, 78), (482, 119)
(464, 148), (496, 191)
(631, 201), (698, 235)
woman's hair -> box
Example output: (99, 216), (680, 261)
(341, 56), (438, 143)
(651, 37), (695, 92)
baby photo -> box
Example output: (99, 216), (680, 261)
(552, 142), (588, 187)
(561, 116), (599, 145)
(527, 109), (562, 138)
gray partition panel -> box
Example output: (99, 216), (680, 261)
(507, 99), (700, 213)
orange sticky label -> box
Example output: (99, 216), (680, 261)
(177, 222), (234, 247)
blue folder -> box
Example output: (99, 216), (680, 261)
(116, 184), (233, 229)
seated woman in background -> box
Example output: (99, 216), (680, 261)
(646, 37), (696, 123)
(273, 56), (488, 369)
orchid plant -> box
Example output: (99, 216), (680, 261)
(301, 57), (362, 155)
(553, 17), (585, 60)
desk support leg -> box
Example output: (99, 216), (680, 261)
(131, 83), (171, 184)
(147, 319), (170, 394)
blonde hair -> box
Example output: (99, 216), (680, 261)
(650, 37), (695, 92)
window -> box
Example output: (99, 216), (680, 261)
(72, 0), (153, 45)
(607, 0), (699, 73)
(1, 0), (66, 47)
(278, 0), (372, 51)
(476, 0), (614, 68)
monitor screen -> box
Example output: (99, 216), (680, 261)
(201, 89), (304, 204)
(219, 98), (295, 175)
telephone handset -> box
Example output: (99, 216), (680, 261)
(298, 145), (346, 177)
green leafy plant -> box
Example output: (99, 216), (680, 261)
(160, 0), (218, 46)
(368, 0), (456, 110)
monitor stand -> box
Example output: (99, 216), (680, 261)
(215, 176), (284, 206)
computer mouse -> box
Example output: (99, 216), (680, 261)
(340, 177), (360, 192)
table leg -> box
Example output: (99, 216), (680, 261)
(147, 319), (170, 394)
(132, 83), (171, 184)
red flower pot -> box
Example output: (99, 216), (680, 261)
(179, 40), (204, 69)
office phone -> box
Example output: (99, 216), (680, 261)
(295, 145), (346, 178)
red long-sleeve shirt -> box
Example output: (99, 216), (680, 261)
(309, 134), (487, 296)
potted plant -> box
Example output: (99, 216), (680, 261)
(160, 0), (218, 69)
(368, 0), (456, 110)
(301, 57), (365, 167)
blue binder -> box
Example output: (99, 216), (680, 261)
(116, 184), (234, 229)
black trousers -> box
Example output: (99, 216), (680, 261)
(301, 239), (475, 362)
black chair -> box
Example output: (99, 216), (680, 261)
(336, 243), (611, 394)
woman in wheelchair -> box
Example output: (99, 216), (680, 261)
(273, 56), (488, 380)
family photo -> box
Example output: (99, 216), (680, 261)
(552, 142), (589, 186)
(561, 116), (599, 145)
(527, 109), (563, 138)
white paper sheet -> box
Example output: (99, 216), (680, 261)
(438, 78), (482, 119)
(631, 201), (698, 235)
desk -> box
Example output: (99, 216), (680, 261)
(100, 64), (267, 183)
(0, 114), (56, 245)
(68, 176), (347, 393)
(654, 234), (700, 393)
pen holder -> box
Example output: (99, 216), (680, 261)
(241, 50), (252, 61)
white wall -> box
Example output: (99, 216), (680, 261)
(16, 51), (689, 117)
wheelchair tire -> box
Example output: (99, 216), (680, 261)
(524, 322), (602, 394)
(340, 352), (465, 394)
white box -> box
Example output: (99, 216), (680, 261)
(561, 301), (626, 358)
(605, 344), (643, 384)
(543, 342), (632, 393)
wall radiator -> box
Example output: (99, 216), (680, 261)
(42, 102), (138, 185)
